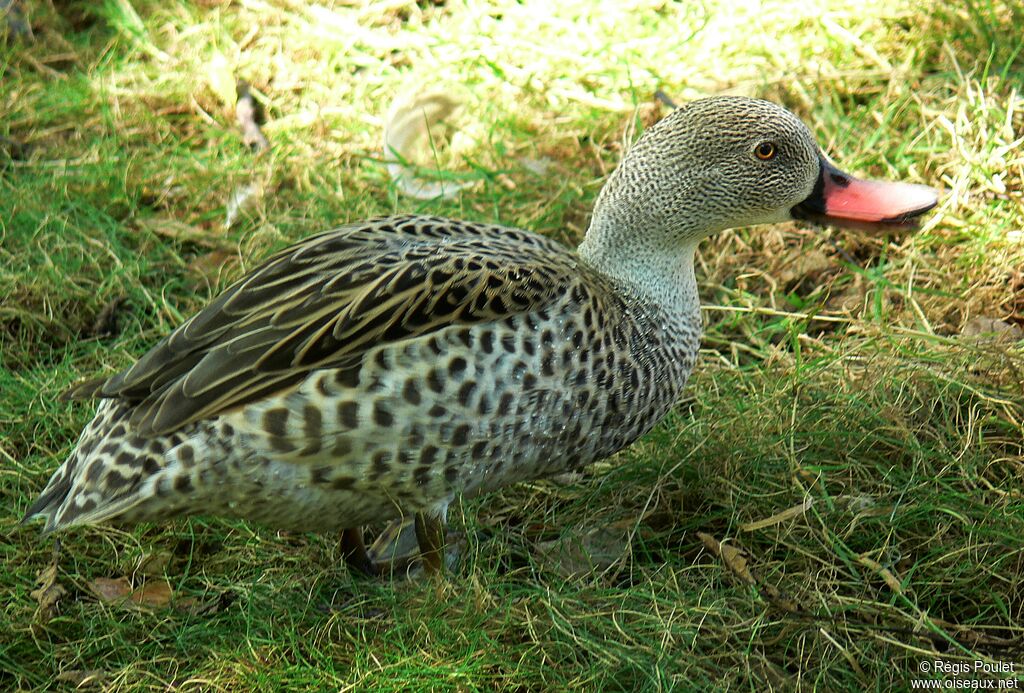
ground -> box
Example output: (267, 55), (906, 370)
(1, 0), (1023, 690)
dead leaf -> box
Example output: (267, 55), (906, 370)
(174, 596), (221, 615)
(130, 579), (173, 608)
(31, 563), (67, 622)
(698, 532), (754, 585)
(719, 543), (755, 585)
(533, 526), (630, 578)
(826, 286), (864, 315)
(961, 316), (1023, 342)
(138, 550), (172, 576)
(383, 91), (472, 200)
(778, 248), (831, 287)
(88, 576), (132, 603)
(698, 532), (804, 612)
(760, 583), (802, 613)
(88, 576), (175, 609)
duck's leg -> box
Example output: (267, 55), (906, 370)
(343, 508), (451, 578)
(340, 527), (377, 576)
(366, 517), (419, 569)
(347, 520), (422, 577)
(414, 509), (447, 576)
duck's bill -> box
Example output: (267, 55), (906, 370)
(791, 156), (938, 232)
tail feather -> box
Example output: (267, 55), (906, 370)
(20, 473), (74, 534)
(61, 375), (112, 401)
(22, 399), (166, 534)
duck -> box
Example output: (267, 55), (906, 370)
(22, 96), (938, 575)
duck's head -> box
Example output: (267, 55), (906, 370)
(583, 96), (937, 258)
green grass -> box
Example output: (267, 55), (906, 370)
(2, 0), (1023, 690)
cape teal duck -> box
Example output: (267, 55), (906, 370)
(23, 97), (937, 575)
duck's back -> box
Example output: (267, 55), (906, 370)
(25, 215), (700, 533)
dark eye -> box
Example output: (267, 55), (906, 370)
(754, 142), (776, 160)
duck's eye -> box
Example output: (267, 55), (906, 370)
(754, 142), (776, 160)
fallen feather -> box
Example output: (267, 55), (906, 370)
(383, 91), (471, 200)
(206, 51), (236, 108)
(518, 156), (554, 176)
(224, 182), (263, 229)
(236, 81), (270, 152)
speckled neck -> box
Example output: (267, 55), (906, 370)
(577, 211), (701, 320)
(577, 152), (706, 333)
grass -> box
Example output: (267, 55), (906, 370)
(2, 0), (1023, 690)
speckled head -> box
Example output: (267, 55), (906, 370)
(581, 96), (938, 266)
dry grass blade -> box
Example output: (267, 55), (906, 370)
(54, 670), (107, 689)
(739, 496), (814, 531)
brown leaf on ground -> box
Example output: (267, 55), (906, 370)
(30, 563), (67, 622)
(88, 576), (132, 603)
(175, 596), (213, 615)
(961, 316), (1023, 342)
(88, 576), (175, 609)
(777, 248), (832, 288)
(759, 584), (802, 614)
(130, 579), (174, 608)
(533, 525), (631, 578)
(698, 532), (804, 613)
(698, 532), (755, 585)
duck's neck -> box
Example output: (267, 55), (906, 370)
(577, 208), (702, 325)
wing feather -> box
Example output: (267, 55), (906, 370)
(68, 215), (581, 436)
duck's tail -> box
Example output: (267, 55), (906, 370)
(21, 399), (166, 534)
